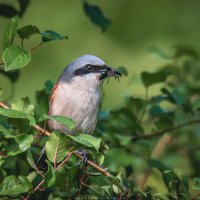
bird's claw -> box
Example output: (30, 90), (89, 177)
(76, 149), (88, 165)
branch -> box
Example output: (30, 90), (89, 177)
(30, 42), (44, 53)
(0, 101), (127, 194)
(132, 119), (200, 140)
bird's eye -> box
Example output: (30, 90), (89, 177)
(86, 65), (94, 70)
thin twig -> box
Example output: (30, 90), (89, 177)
(132, 119), (200, 140)
(33, 179), (44, 193)
(30, 42), (44, 53)
(55, 152), (73, 170)
(78, 165), (87, 195)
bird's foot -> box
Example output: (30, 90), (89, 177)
(76, 149), (88, 165)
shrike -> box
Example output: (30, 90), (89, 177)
(47, 55), (121, 135)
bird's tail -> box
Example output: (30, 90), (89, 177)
(36, 146), (46, 165)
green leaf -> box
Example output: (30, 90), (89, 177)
(7, 134), (33, 156)
(0, 124), (13, 138)
(46, 132), (69, 163)
(3, 15), (18, 50)
(11, 96), (34, 116)
(2, 45), (31, 71)
(41, 30), (67, 42)
(15, 133), (33, 151)
(180, 174), (189, 190)
(44, 80), (54, 95)
(114, 134), (132, 146)
(193, 178), (200, 191)
(83, 2), (111, 32)
(141, 70), (171, 88)
(154, 193), (169, 200)
(174, 44), (199, 59)
(0, 107), (35, 125)
(0, 175), (32, 195)
(43, 114), (76, 131)
(55, 164), (78, 192)
(17, 25), (40, 39)
(147, 159), (169, 172)
(44, 160), (56, 188)
(106, 174), (127, 194)
(149, 105), (168, 116)
(161, 88), (186, 106)
(27, 171), (39, 183)
(66, 133), (102, 151)
(26, 149), (37, 169)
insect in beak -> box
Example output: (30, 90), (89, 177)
(99, 65), (121, 81)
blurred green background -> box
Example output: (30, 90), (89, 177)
(1, 0), (200, 110)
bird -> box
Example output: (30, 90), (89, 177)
(47, 54), (121, 135)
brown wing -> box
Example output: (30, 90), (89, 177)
(49, 83), (59, 105)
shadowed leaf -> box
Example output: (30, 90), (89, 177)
(83, 2), (111, 32)
(0, 4), (18, 18)
(18, 0), (30, 17)
(141, 70), (171, 88)
(0, 69), (20, 83)
(17, 25), (40, 39)
(41, 30), (67, 42)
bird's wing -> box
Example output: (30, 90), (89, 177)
(49, 83), (59, 105)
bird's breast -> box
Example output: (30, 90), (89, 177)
(48, 82), (101, 135)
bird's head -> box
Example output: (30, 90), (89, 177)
(59, 55), (121, 86)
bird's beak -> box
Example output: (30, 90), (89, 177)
(99, 65), (121, 80)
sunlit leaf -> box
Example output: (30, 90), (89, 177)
(46, 132), (69, 163)
(15, 134), (33, 152)
(66, 133), (102, 151)
(43, 114), (76, 131)
(2, 45), (31, 71)
(3, 15), (18, 50)
(154, 193), (169, 200)
(0, 175), (32, 195)
(11, 96), (34, 116)
(0, 107), (35, 125)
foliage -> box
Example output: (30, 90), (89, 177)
(1, 3), (200, 200)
